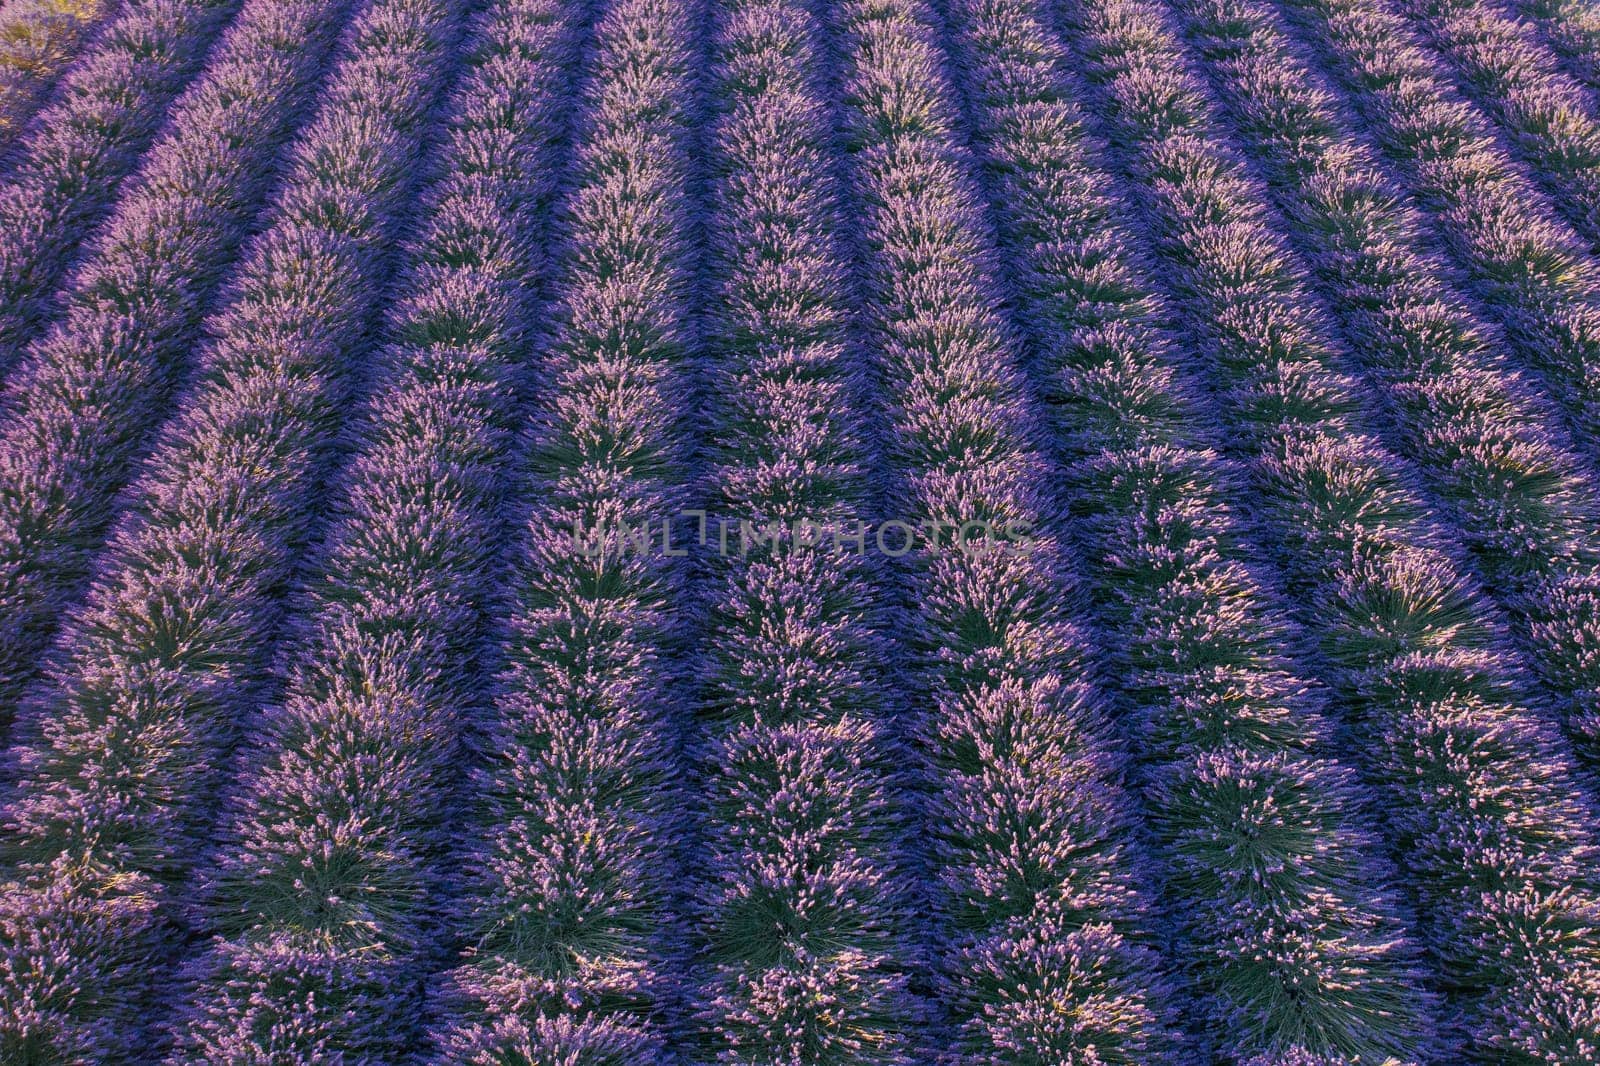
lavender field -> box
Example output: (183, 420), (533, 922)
(4, 0), (1600, 1059)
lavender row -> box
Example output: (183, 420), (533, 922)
(0, 0), (367, 717)
(0, 0), (458, 1053)
(944, 0), (1435, 1058)
(1264, 0), (1600, 464)
(687, 0), (923, 1058)
(158, 2), (586, 1059)
(1167, 0), (1600, 764)
(419, 0), (700, 1058)
(1387, 0), (1600, 247)
(825, 0), (1188, 1059)
(1255, 0), (1600, 754)
(1510, 0), (1600, 92)
(0, 0), (121, 152)
(0, 0), (244, 364)
(1047, 0), (1600, 1054)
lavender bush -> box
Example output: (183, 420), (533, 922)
(943, 0), (1435, 1058)
(1206, 0), (1600, 766)
(1383, 0), (1600, 246)
(0, 0), (121, 151)
(1155, 0), (1600, 768)
(0, 0), (247, 366)
(1511, 0), (1600, 92)
(161, 0), (588, 1060)
(0, 0), (1595, 1056)
(1047, 0), (1600, 1053)
(0, 0), (371, 719)
(827, 0), (1187, 1059)
(0, 0), (456, 1052)
(0, 0), (315, 372)
(420, 0), (698, 1059)
(1266, 0), (1600, 464)
(688, 0), (923, 1058)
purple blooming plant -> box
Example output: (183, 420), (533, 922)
(1382, 0), (1600, 246)
(1510, 0), (1600, 92)
(1156, 0), (1600, 769)
(0, 0), (457, 1054)
(1, 0), (1599, 1055)
(687, 0), (926, 1059)
(942, 0), (1436, 1058)
(0, 0), (124, 154)
(1046, 0), (1600, 1054)
(420, 0), (699, 1059)
(1264, 0), (1600, 470)
(826, 0), (1189, 1059)
(0, 0), (329, 370)
(163, 1), (588, 1060)
(0, 0), (377, 720)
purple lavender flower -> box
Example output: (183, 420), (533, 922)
(1045, 0), (1600, 1054)
(0, 0), (377, 721)
(152, 0), (585, 1057)
(942, 1), (1437, 1058)
(419, 0), (697, 1059)
(1385, 0), (1600, 245)
(1510, 0), (1600, 91)
(827, 0), (1186, 1059)
(1266, 0), (1600, 466)
(684, 5), (927, 1059)
(0, 0), (1597, 1056)
(0, 0), (352, 370)
(0, 0), (124, 153)
(1161, 0), (1600, 769)
(0, 0), (457, 1053)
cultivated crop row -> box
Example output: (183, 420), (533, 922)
(0, 0), (457, 1051)
(0, 0), (370, 714)
(160, 0), (591, 1058)
(3, 0), (1600, 1056)
(1268, 0), (1600, 462)
(0, 0), (121, 149)
(1048, 0), (1600, 1054)
(0, 0), (246, 363)
(421, 0), (698, 1058)
(1387, 0), (1600, 246)
(944, 0), (1435, 1058)
(827, 0), (1186, 1059)
(1162, 0), (1600, 769)
(690, 0), (920, 1058)
(1512, 0), (1600, 91)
